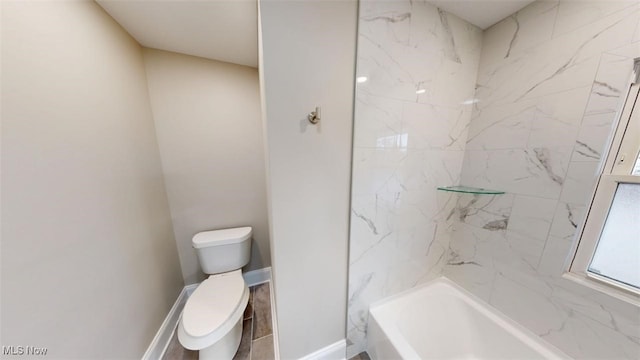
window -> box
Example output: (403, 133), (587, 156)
(569, 70), (640, 299)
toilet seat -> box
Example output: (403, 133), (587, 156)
(178, 269), (249, 350)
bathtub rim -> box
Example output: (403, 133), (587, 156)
(367, 276), (571, 360)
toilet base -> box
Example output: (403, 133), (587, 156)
(199, 317), (243, 360)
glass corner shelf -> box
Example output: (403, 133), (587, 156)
(436, 185), (505, 195)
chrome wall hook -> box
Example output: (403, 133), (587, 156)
(308, 106), (321, 124)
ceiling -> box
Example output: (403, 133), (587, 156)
(428, 0), (536, 29)
(96, 0), (258, 68)
(96, 0), (534, 68)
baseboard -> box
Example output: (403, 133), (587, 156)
(299, 339), (347, 360)
(141, 287), (189, 360)
(184, 283), (198, 296)
(243, 266), (271, 286)
(270, 275), (280, 360)
(142, 267), (272, 359)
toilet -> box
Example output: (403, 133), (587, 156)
(178, 227), (252, 360)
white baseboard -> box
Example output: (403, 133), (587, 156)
(141, 287), (189, 360)
(184, 283), (198, 296)
(142, 267), (272, 360)
(299, 339), (347, 360)
(243, 266), (271, 286)
(270, 276), (280, 360)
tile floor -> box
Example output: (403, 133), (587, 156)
(349, 352), (371, 360)
(162, 282), (274, 360)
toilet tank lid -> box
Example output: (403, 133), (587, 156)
(192, 227), (252, 248)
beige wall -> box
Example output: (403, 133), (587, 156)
(142, 49), (269, 285)
(1, 1), (183, 358)
(259, 0), (358, 357)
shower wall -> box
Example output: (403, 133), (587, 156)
(443, 0), (640, 358)
(346, 0), (481, 356)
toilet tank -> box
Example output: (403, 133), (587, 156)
(192, 227), (252, 274)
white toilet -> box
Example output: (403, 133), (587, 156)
(178, 227), (252, 360)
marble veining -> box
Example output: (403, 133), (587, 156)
(552, 0), (638, 37)
(349, 0), (639, 358)
(533, 148), (564, 185)
(347, 0), (481, 357)
(480, 1), (558, 68)
(347, 1), (482, 356)
(361, 13), (410, 24)
(574, 140), (601, 160)
(446, 1), (640, 358)
(475, 4), (639, 111)
(504, 15), (520, 59)
(453, 193), (513, 231)
(352, 209), (379, 235)
(437, 8), (461, 63)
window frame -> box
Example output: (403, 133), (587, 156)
(567, 80), (640, 303)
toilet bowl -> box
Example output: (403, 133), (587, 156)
(178, 270), (249, 358)
(177, 227), (252, 360)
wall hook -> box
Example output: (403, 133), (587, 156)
(308, 106), (321, 124)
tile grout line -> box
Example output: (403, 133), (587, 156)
(249, 286), (255, 360)
(249, 282), (274, 360)
(252, 334), (272, 342)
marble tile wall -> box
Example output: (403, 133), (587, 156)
(346, 0), (482, 356)
(443, 0), (640, 358)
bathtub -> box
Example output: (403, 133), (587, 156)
(367, 277), (569, 359)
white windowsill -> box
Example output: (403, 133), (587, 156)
(562, 272), (640, 308)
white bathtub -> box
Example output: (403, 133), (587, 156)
(367, 277), (569, 359)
